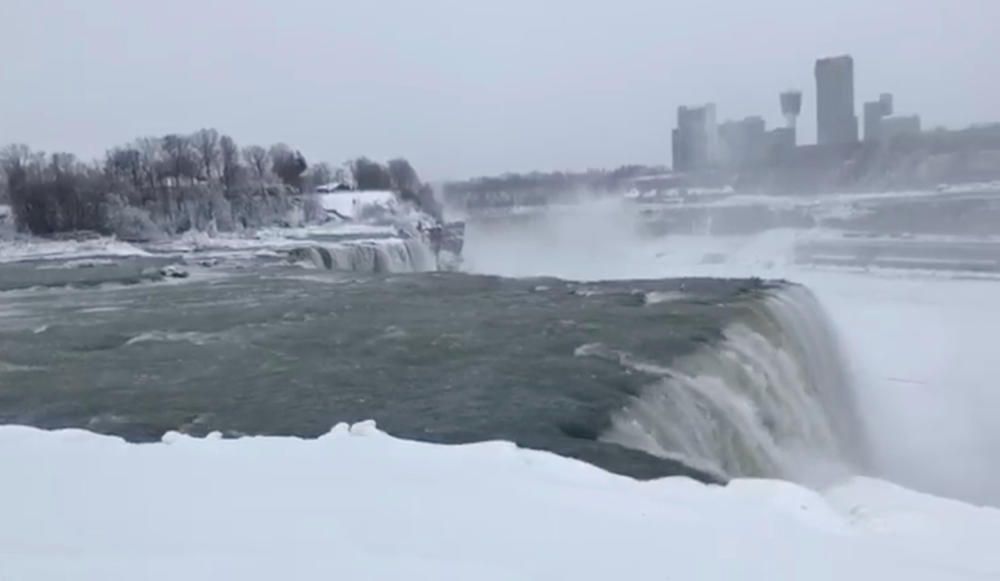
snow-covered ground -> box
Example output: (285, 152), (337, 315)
(320, 190), (398, 219)
(2, 424), (998, 580)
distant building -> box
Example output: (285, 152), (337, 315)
(719, 116), (766, 168)
(880, 115), (922, 140)
(767, 127), (797, 156)
(672, 104), (719, 172)
(863, 93), (894, 142)
(779, 90), (803, 146)
(815, 55), (859, 145)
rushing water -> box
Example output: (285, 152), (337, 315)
(0, 243), (866, 484)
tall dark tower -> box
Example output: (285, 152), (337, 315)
(815, 55), (858, 145)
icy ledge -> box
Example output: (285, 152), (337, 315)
(1, 423), (998, 580)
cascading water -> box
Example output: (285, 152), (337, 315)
(591, 284), (866, 484)
(291, 238), (437, 273)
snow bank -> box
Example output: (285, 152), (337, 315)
(320, 190), (398, 219)
(1, 424), (998, 580)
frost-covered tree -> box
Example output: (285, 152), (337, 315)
(193, 128), (221, 181)
(304, 162), (333, 191)
(161, 134), (198, 185)
(219, 135), (242, 190)
(242, 145), (270, 181)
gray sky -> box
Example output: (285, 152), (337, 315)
(2, 0), (998, 180)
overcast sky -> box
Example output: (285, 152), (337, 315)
(2, 0), (998, 180)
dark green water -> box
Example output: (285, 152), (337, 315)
(0, 258), (778, 482)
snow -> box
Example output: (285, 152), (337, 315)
(2, 424), (999, 580)
(0, 236), (150, 263)
(320, 190), (398, 219)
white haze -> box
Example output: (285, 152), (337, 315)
(462, 200), (1000, 507)
(3, 0), (1000, 179)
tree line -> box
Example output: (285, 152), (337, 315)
(442, 165), (668, 209)
(0, 130), (438, 237)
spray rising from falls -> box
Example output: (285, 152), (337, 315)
(289, 238), (437, 273)
(581, 285), (867, 483)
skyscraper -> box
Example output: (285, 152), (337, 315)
(815, 55), (858, 145)
(863, 93), (894, 142)
(672, 104), (719, 172)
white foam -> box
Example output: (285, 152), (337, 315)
(125, 331), (220, 346)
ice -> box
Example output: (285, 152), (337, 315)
(1, 424), (999, 580)
(0, 236), (150, 263)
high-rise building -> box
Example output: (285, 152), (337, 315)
(815, 55), (858, 145)
(880, 115), (922, 140)
(863, 93), (894, 142)
(719, 116), (766, 168)
(672, 104), (719, 172)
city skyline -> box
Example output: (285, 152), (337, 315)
(2, 0), (999, 180)
(671, 51), (974, 174)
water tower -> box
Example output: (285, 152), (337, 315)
(780, 90), (803, 129)
(779, 90), (803, 147)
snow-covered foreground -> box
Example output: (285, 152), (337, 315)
(2, 423), (998, 581)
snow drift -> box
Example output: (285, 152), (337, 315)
(1, 424), (997, 581)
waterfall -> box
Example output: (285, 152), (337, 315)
(290, 238), (437, 273)
(594, 284), (867, 484)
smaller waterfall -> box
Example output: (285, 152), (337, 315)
(290, 238), (437, 273)
(594, 285), (866, 483)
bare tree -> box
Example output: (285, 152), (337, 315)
(161, 134), (197, 185)
(333, 166), (349, 186)
(193, 128), (220, 181)
(304, 162), (333, 191)
(219, 134), (241, 190)
(134, 137), (163, 189)
(0, 144), (32, 189)
(270, 143), (308, 190)
(106, 147), (144, 188)
(388, 158), (421, 193)
(350, 157), (393, 190)
(242, 145), (269, 182)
